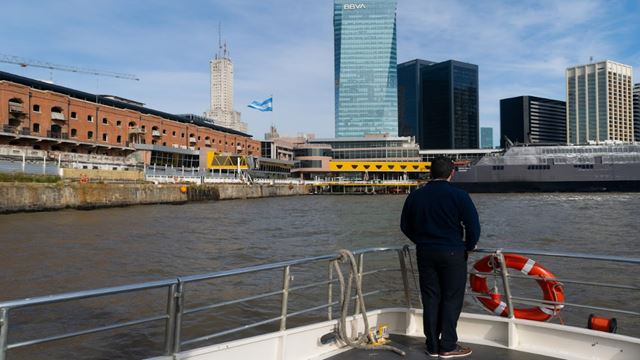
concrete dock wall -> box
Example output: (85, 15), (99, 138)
(0, 183), (308, 214)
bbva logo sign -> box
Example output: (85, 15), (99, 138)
(343, 3), (366, 10)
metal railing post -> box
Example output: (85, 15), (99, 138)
(164, 283), (178, 355)
(172, 281), (185, 354)
(0, 308), (8, 360)
(327, 262), (333, 320)
(398, 250), (413, 308)
(496, 250), (515, 318)
(354, 253), (365, 315)
(280, 266), (291, 331)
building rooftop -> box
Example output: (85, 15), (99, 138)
(310, 136), (415, 143)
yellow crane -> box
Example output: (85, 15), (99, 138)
(0, 53), (139, 81)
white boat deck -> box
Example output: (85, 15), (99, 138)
(152, 308), (640, 360)
(328, 335), (558, 360)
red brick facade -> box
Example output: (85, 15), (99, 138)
(0, 80), (260, 156)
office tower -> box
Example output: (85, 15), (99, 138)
(634, 83), (639, 142)
(566, 60), (633, 144)
(422, 60), (479, 149)
(397, 59), (434, 147)
(500, 96), (566, 147)
(397, 59), (479, 149)
(205, 42), (248, 133)
(480, 127), (493, 149)
(334, 0), (398, 137)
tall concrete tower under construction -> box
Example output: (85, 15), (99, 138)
(205, 35), (248, 133)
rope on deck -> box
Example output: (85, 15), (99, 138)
(333, 249), (406, 356)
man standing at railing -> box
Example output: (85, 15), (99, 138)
(400, 156), (480, 359)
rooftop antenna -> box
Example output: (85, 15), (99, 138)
(216, 22), (222, 59)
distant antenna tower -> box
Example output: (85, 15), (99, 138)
(216, 22), (229, 60)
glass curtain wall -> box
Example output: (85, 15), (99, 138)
(334, 0), (398, 137)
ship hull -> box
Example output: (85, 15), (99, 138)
(453, 180), (640, 193)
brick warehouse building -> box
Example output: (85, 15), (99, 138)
(0, 71), (260, 162)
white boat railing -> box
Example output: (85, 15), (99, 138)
(0, 246), (638, 359)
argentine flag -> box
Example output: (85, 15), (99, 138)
(248, 97), (273, 112)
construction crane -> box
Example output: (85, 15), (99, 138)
(0, 53), (140, 81)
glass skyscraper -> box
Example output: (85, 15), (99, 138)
(422, 60), (479, 149)
(334, 0), (398, 137)
(396, 59), (479, 149)
(500, 96), (566, 147)
(480, 127), (493, 149)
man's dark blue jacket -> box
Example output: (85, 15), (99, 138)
(401, 181), (480, 252)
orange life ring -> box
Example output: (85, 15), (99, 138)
(79, 174), (89, 184)
(469, 254), (564, 321)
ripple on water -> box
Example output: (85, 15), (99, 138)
(1, 193), (639, 358)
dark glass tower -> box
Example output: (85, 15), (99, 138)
(397, 59), (434, 146)
(500, 96), (566, 147)
(421, 60), (479, 149)
(397, 59), (479, 149)
(334, 0), (398, 137)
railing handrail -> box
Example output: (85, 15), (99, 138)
(2, 246), (638, 310)
(0, 278), (176, 310)
(474, 247), (640, 264)
(1, 245), (638, 359)
(0, 247), (403, 310)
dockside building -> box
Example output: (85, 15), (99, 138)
(0, 71), (260, 168)
(334, 0), (398, 137)
(566, 60), (634, 144)
(292, 135), (426, 180)
(500, 96), (566, 147)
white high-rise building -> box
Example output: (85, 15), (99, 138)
(634, 83), (639, 142)
(566, 60), (634, 144)
(204, 43), (248, 134)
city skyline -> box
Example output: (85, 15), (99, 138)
(1, 0), (639, 146)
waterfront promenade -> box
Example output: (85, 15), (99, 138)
(0, 182), (308, 214)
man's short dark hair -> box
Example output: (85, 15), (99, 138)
(430, 157), (454, 179)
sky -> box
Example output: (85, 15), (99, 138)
(1, 0), (639, 146)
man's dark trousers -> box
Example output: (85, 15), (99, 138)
(416, 248), (467, 354)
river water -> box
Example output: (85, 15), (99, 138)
(1, 193), (639, 358)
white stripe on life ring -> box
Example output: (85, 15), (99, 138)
(521, 259), (536, 275)
(539, 306), (557, 315)
(493, 301), (507, 315)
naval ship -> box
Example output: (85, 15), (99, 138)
(452, 143), (640, 192)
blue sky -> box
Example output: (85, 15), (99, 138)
(1, 0), (639, 145)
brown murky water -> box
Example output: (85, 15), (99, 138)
(1, 193), (639, 358)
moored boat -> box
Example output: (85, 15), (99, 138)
(452, 144), (640, 192)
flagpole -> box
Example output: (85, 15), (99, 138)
(270, 94), (274, 133)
